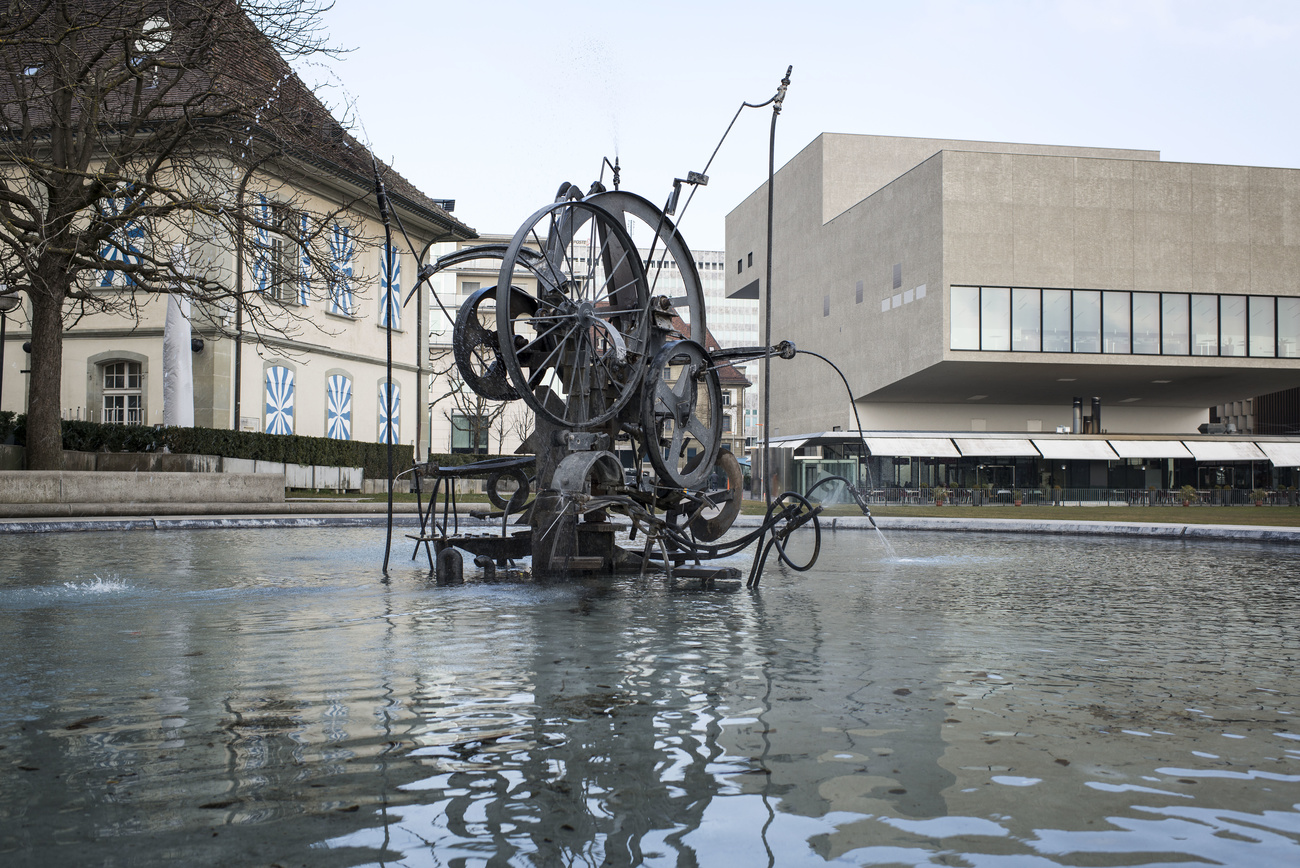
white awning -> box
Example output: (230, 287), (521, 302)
(1107, 440), (1193, 459)
(864, 437), (960, 458)
(953, 438), (1039, 457)
(769, 439), (808, 452)
(1256, 442), (1300, 467)
(1032, 439), (1119, 460)
(1182, 440), (1267, 462)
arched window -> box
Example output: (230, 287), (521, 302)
(326, 374), (352, 440)
(378, 381), (399, 444)
(265, 365), (295, 435)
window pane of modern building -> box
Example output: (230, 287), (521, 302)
(980, 287), (1011, 351)
(1102, 290), (1131, 353)
(1220, 295), (1246, 357)
(1191, 294), (1218, 356)
(950, 287), (980, 349)
(1161, 293), (1190, 356)
(1042, 289), (1071, 352)
(1011, 288), (1041, 351)
(1132, 292), (1160, 354)
(1279, 297), (1300, 358)
(450, 413), (489, 453)
(948, 285), (1300, 362)
(1249, 296), (1276, 357)
(1072, 290), (1101, 353)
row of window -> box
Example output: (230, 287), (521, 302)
(95, 360), (401, 442)
(951, 286), (1300, 358)
(264, 366), (400, 442)
(97, 194), (402, 327)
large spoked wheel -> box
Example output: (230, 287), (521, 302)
(453, 285), (537, 401)
(587, 190), (707, 340)
(497, 199), (650, 430)
(640, 339), (722, 489)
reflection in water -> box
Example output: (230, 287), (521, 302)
(0, 528), (1298, 866)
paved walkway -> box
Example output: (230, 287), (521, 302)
(1, 509), (1297, 544)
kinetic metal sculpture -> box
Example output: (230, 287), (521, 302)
(407, 179), (820, 584)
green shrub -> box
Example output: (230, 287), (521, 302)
(6, 415), (413, 476)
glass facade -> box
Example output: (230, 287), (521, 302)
(951, 286), (1300, 358)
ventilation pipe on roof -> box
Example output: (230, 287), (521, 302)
(1091, 397), (1102, 435)
(1072, 398), (1083, 434)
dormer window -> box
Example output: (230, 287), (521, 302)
(130, 16), (170, 72)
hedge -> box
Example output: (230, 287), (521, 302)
(0, 414), (413, 480)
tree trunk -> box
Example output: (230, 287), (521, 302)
(24, 281), (67, 471)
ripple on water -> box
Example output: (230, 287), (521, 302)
(0, 527), (1298, 867)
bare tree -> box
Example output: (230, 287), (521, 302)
(0, 0), (377, 469)
(428, 346), (508, 455)
(506, 401), (534, 452)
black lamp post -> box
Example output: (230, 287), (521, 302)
(0, 290), (21, 414)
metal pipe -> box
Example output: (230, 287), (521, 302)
(762, 66), (791, 507)
(1072, 397), (1083, 434)
(1091, 396), (1102, 434)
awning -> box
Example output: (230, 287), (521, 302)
(1182, 441), (1266, 462)
(864, 437), (960, 458)
(1107, 440), (1193, 459)
(953, 438), (1039, 457)
(1256, 442), (1300, 467)
(1032, 439), (1119, 461)
(769, 439), (808, 452)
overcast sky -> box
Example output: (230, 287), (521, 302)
(306, 0), (1300, 250)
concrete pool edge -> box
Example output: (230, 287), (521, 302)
(0, 512), (1297, 544)
(741, 514), (1300, 544)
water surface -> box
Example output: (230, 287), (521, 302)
(1, 527), (1297, 866)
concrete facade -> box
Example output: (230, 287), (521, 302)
(726, 134), (1300, 439)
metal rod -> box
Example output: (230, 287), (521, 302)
(762, 67), (791, 507)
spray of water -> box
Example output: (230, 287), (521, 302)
(62, 575), (129, 593)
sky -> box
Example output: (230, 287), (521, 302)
(304, 0), (1300, 251)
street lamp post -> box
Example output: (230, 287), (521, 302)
(0, 289), (21, 414)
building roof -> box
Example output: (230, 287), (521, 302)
(1, 0), (474, 239)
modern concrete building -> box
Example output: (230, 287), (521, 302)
(726, 134), (1300, 493)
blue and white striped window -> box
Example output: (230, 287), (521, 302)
(251, 195), (272, 294)
(297, 213), (311, 305)
(97, 193), (144, 287)
(378, 381), (400, 444)
(265, 366), (295, 435)
(326, 375), (352, 440)
(327, 224), (354, 315)
(379, 243), (401, 328)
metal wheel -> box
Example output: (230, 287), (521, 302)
(496, 199), (650, 429)
(640, 339), (722, 489)
(688, 449), (744, 541)
(453, 285), (537, 401)
(586, 190), (707, 340)
(770, 492), (820, 571)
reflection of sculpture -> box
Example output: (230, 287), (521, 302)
(410, 180), (820, 583)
